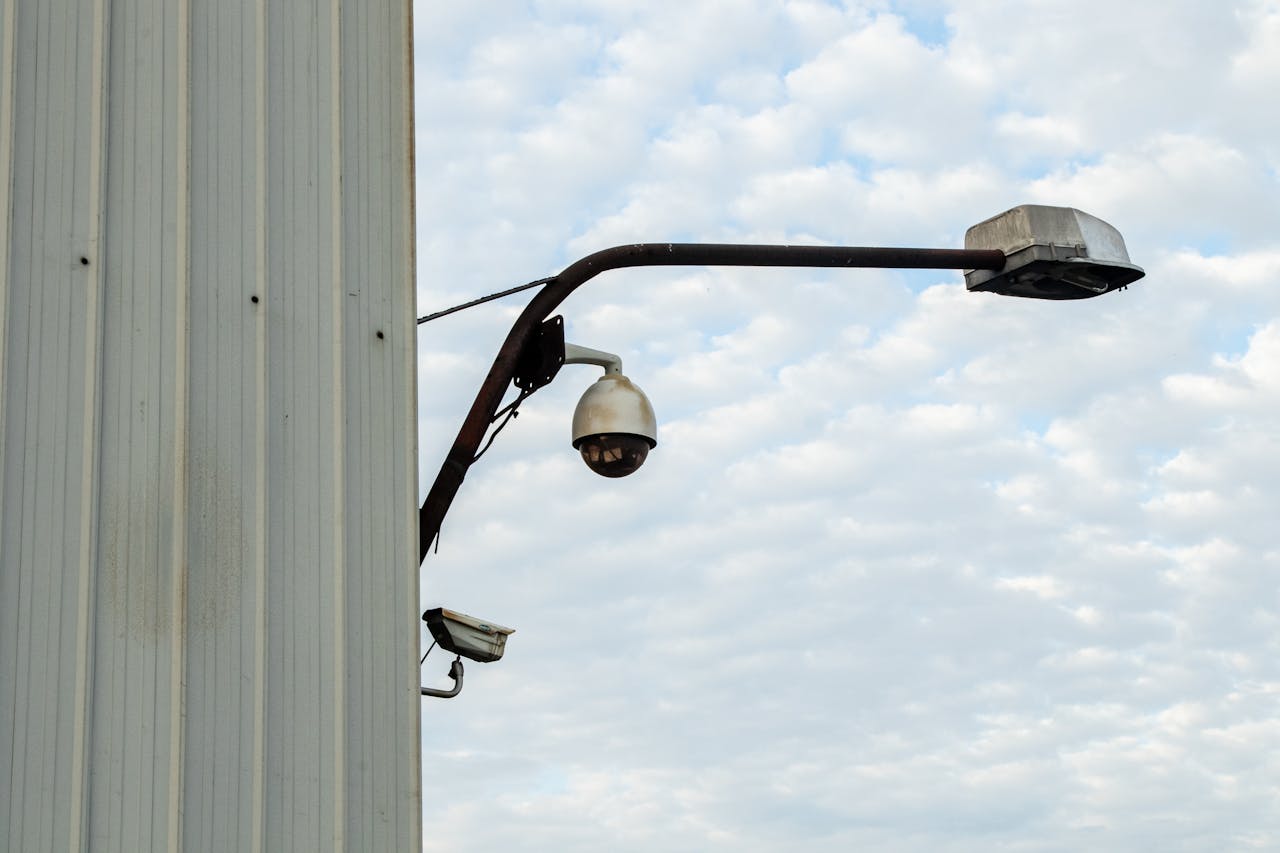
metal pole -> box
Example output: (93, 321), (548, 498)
(419, 243), (1006, 563)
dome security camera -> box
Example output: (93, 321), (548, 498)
(571, 373), (657, 478)
(562, 342), (657, 477)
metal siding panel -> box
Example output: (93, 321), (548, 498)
(339, 0), (422, 847)
(0, 0), (12, 406)
(265, 2), (340, 846)
(2, 0), (418, 850)
(0, 0), (106, 849)
(89, 0), (187, 847)
(182, 0), (269, 849)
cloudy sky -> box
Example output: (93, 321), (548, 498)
(412, 2), (1280, 850)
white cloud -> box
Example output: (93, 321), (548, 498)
(1230, 1), (1280, 88)
(1030, 135), (1280, 250)
(995, 574), (1068, 600)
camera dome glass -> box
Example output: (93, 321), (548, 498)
(574, 433), (652, 478)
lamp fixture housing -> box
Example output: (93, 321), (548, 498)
(964, 205), (1145, 299)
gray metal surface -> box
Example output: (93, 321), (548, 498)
(963, 205), (1145, 299)
(0, 1), (419, 849)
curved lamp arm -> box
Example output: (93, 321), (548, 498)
(419, 242), (1005, 563)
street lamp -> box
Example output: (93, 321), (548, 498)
(418, 204), (1143, 563)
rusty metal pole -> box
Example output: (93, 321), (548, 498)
(419, 243), (1006, 563)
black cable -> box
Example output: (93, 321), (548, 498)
(417, 276), (555, 325)
(472, 388), (532, 463)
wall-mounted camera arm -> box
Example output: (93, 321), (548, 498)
(421, 658), (464, 699)
(564, 342), (623, 375)
(418, 242), (1006, 563)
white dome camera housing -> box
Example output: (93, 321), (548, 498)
(571, 374), (657, 478)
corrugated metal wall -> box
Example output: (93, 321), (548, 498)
(0, 1), (421, 850)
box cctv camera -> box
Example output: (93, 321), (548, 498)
(422, 607), (515, 663)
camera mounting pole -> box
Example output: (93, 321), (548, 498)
(420, 658), (464, 699)
(419, 242), (1007, 563)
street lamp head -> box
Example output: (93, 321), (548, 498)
(964, 205), (1145, 300)
(571, 374), (657, 477)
